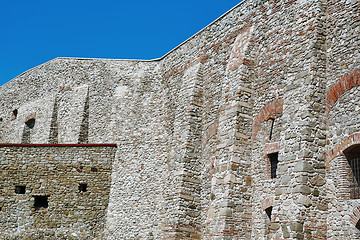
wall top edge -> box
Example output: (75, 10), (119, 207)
(3, 0), (247, 86)
(0, 143), (117, 147)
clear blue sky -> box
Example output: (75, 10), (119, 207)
(0, 0), (242, 86)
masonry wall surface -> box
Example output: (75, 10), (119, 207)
(0, 144), (116, 239)
(0, 0), (360, 239)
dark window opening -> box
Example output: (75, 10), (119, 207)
(265, 206), (273, 220)
(79, 183), (87, 192)
(25, 118), (35, 129)
(356, 220), (360, 230)
(34, 196), (48, 210)
(344, 145), (360, 199)
(266, 116), (275, 140)
(348, 157), (360, 199)
(268, 152), (279, 179)
(91, 167), (98, 172)
(12, 109), (18, 120)
(15, 185), (26, 194)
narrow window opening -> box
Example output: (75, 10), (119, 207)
(34, 196), (48, 210)
(25, 118), (35, 129)
(12, 109), (18, 120)
(91, 167), (98, 172)
(15, 185), (26, 194)
(268, 152), (279, 179)
(79, 183), (87, 192)
(265, 206), (273, 220)
(266, 117), (275, 140)
(344, 145), (360, 199)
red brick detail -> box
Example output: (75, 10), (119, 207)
(164, 25), (252, 79)
(337, 155), (352, 200)
(252, 98), (284, 140)
(261, 197), (274, 211)
(350, 206), (360, 226)
(202, 121), (219, 150)
(326, 133), (360, 170)
(326, 69), (360, 114)
(264, 143), (280, 179)
(227, 27), (251, 71)
(264, 142), (279, 155)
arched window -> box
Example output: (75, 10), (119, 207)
(22, 118), (36, 144)
(344, 145), (360, 199)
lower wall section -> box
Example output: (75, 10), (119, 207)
(0, 144), (116, 239)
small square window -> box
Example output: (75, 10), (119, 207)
(79, 183), (87, 192)
(15, 186), (26, 194)
(34, 196), (48, 210)
(91, 167), (98, 172)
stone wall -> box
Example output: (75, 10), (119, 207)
(0, 144), (116, 239)
(0, 0), (360, 239)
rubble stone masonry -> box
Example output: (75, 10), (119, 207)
(0, 144), (116, 239)
(0, 0), (360, 239)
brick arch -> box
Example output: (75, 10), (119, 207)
(326, 68), (360, 114)
(252, 98), (284, 140)
(351, 206), (360, 227)
(226, 26), (253, 71)
(326, 133), (360, 170)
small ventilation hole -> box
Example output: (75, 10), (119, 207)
(15, 185), (26, 194)
(34, 196), (48, 210)
(25, 118), (35, 129)
(79, 183), (87, 192)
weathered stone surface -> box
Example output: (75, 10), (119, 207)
(0, 0), (359, 239)
(269, 223), (280, 230)
(0, 145), (115, 239)
(281, 224), (290, 238)
(292, 185), (312, 195)
(297, 195), (312, 208)
(294, 161), (315, 173)
(290, 223), (304, 232)
(310, 175), (326, 186)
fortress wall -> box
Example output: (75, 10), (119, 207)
(0, 144), (116, 239)
(0, 0), (360, 239)
(153, 0), (263, 238)
(0, 58), (158, 144)
(326, 0), (360, 91)
(327, 87), (360, 239)
(250, 0), (329, 239)
(0, 58), (171, 239)
(104, 61), (174, 239)
(325, 1), (360, 239)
